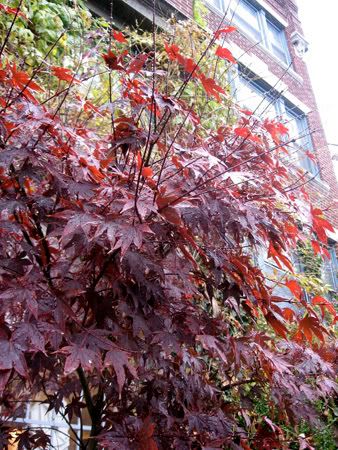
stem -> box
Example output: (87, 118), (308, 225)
(77, 368), (102, 450)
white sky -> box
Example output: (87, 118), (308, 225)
(297, 0), (338, 177)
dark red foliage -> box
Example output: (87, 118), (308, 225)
(0, 9), (336, 450)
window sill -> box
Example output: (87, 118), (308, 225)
(204, 1), (303, 84)
(308, 174), (330, 191)
(287, 163), (328, 190)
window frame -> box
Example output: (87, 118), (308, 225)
(324, 242), (338, 292)
(233, 68), (320, 177)
(208, 0), (291, 65)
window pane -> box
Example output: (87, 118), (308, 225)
(266, 20), (289, 63)
(322, 245), (338, 291)
(208, 0), (224, 11)
(283, 107), (318, 175)
(233, 0), (261, 42)
(236, 75), (278, 118)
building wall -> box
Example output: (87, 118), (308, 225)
(162, 0), (338, 227)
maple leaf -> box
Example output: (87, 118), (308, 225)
(199, 74), (225, 102)
(112, 30), (127, 43)
(0, 17), (336, 448)
(311, 206), (334, 243)
(0, 287), (38, 318)
(266, 313), (288, 339)
(136, 417), (158, 450)
(311, 296), (336, 318)
(0, 340), (27, 376)
(102, 50), (125, 70)
(215, 46), (236, 63)
(268, 242), (294, 272)
(164, 42), (181, 61)
(196, 335), (228, 363)
(127, 53), (149, 74)
(104, 348), (138, 394)
(283, 308), (295, 321)
(52, 66), (80, 84)
(142, 166), (153, 178)
(297, 316), (326, 343)
(234, 127), (251, 138)
(310, 240), (321, 256)
(8, 64), (44, 102)
(12, 323), (45, 352)
(214, 26), (237, 39)
(63, 344), (101, 374)
(113, 223), (154, 256)
(285, 279), (302, 299)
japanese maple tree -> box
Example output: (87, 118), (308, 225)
(0, 3), (337, 450)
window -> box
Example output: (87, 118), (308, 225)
(235, 70), (319, 176)
(266, 19), (289, 64)
(232, 0), (261, 43)
(322, 243), (338, 292)
(209, 0), (290, 64)
(6, 401), (91, 450)
(282, 103), (318, 175)
(235, 72), (279, 118)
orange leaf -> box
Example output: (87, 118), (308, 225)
(52, 66), (80, 84)
(283, 308), (295, 322)
(285, 280), (302, 299)
(142, 166), (153, 178)
(234, 127), (251, 138)
(88, 165), (104, 181)
(285, 222), (298, 237)
(268, 242), (294, 273)
(214, 26), (237, 38)
(312, 296), (336, 317)
(199, 74), (225, 102)
(10, 64), (43, 92)
(112, 30), (127, 43)
(136, 151), (142, 170)
(298, 316), (326, 343)
(215, 46), (236, 63)
(311, 240), (321, 256)
(23, 177), (34, 195)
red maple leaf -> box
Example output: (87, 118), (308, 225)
(112, 30), (127, 43)
(102, 50), (125, 70)
(215, 46), (236, 63)
(52, 66), (80, 84)
(214, 26), (237, 39)
(199, 74), (225, 102)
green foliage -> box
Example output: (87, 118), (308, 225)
(297, 241), (322, 278)
(0, 0), (94, 66)
(286, 399), (337, 450)
(296, 241), (332, 297)
(192, 0), (208, 29)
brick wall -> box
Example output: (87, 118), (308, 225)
(164, 0), (338, 228)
